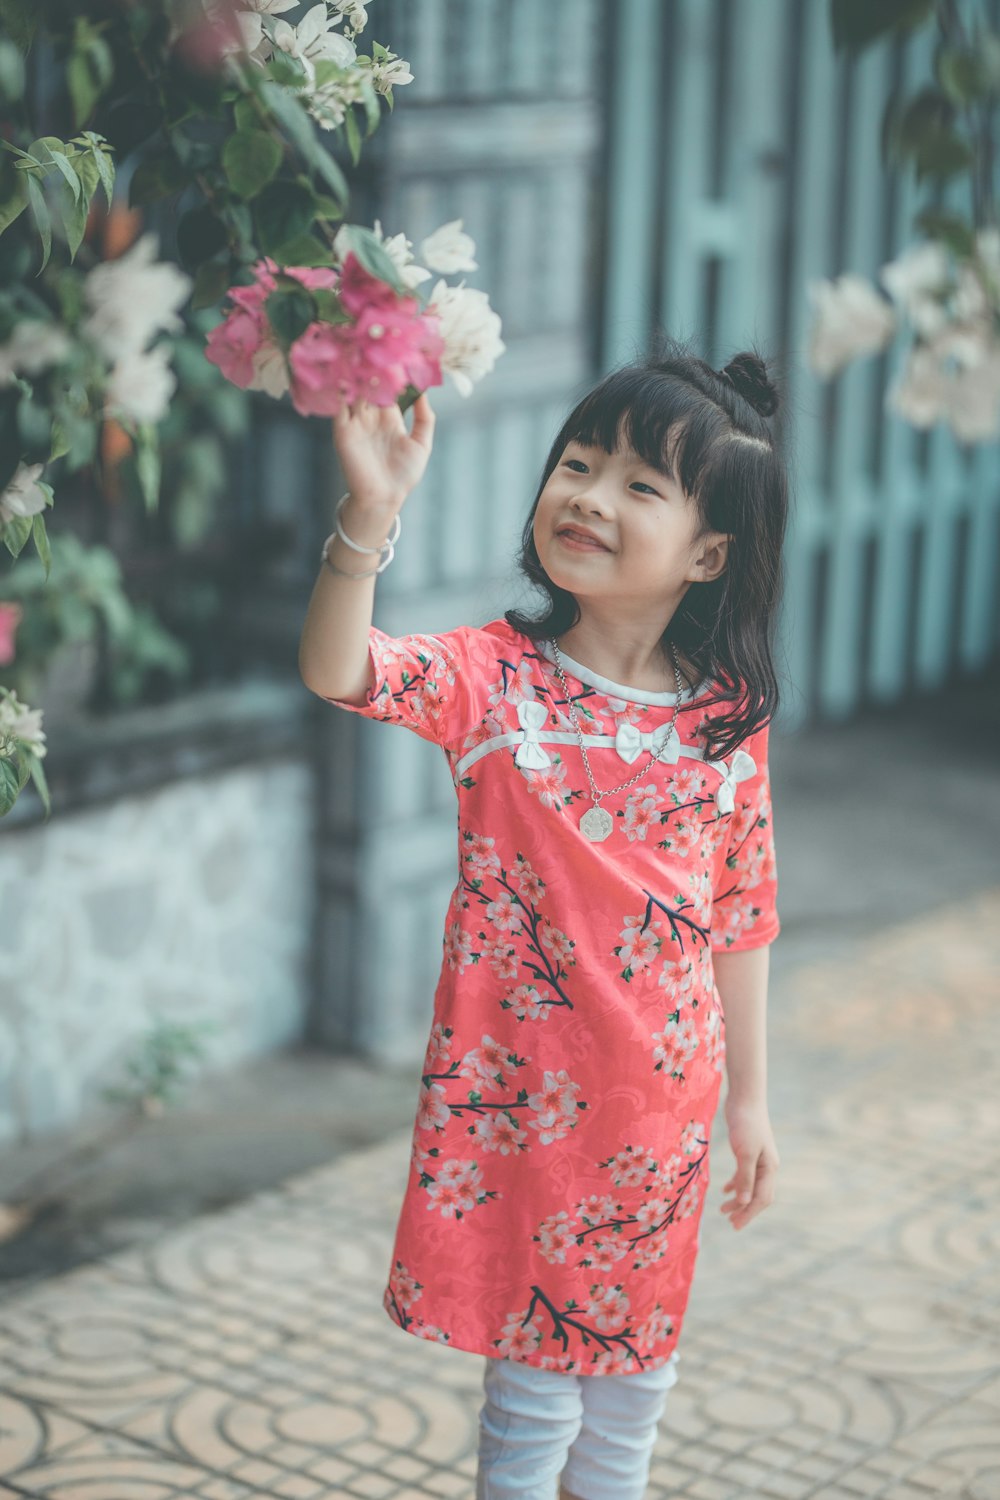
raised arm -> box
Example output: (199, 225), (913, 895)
(298, 392), (436, 705)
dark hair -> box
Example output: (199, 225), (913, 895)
(504, 332), (789, 761)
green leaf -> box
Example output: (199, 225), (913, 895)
(24, 174), (51, 272)
(0, 38), (25, 104)
(67, 51), (100, 129)
(222, 129), (283, 198)
(0, 171), (28, 234)
(830, 0), (935, 56)
(267, 49), (308, 88)
(234, 96), (258, 133)
(344, 105), (361, 167)
(937, 47), (989, 108)
(914, 209), (975, 259)
(258, 80), (349, 204)
(129, 146), (190, 207)
(1, 510), (32, 557)
(88, 139), (115, 208)
(265, 282), (316, 347)
(254, 178), (316, 254)
(334, 222), (406, 293)
(31, 508), (51, 578)
(55, 173), (89, 261)
(0, 759), (19, 817)
(0, 0), (35, 52)
(133, 423), (161, 513)
(190, 259), (231, 310)
(267, 230), (330, 265)
(176, 204), (229, 269)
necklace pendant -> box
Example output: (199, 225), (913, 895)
(580, 805), (614, 842)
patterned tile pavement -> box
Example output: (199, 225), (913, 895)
(1, 888), (999, 1499)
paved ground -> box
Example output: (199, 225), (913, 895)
(0, 658), (998, 1497)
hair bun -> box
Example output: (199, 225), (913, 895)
(718, 352), (779, 419)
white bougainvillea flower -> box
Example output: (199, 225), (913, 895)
(330, 0), (369, 36)
(0, 690), (46, 757)
(427, 279), (506, 397)
(0, 321), (72, 386)
(947, 355), (1000, 441)
(82, 234), (191, 362)
(421, 219), (478, 275)
(879, 242), (952, 338)
(273, 2), (357, 86)
(806, 273), (897, 377)
(331, 219), (431, 288)
(230, 0), (297, 62)
(369, 51), (413, 92)
(885, 343), (950, 429)
(104, 345), (177, 426)
(247, 340), (291, 399)
(0, 463), (48, 526)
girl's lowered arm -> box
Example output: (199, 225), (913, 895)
(713, 944), (770, 1105)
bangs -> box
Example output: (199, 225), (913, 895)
(558, 367), (724, 502)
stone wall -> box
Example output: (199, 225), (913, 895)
(0, 751), (312, 1144)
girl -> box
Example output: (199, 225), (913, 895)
(299, 333), (787, 1500)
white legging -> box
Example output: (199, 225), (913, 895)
(475, 1350), (680, 1500)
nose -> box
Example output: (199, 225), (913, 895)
(570, 488), (613, 518)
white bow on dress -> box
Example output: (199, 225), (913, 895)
(614, 721), (681, 766)
(706, 748), (757, 813)
(514, 699), (553, 768)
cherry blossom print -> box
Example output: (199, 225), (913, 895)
(534, 1210), (579, 1265)
(326, 619), (779, 1371)
(704, 1001), (726, 1074)
(621, 782), (665, 842)
(459, 834), (579, 1017)
(505, 1283), (651, 1371)
(459, 1034), (523, 1091)
(488, 654), (539, 716)
(443, 920), (476, 972)
(526, 1068), (587, 1144)
(519, 752), (578, 812)
(614, 888), (711, 980)
(472, 1111), (530, 1155)
(494, 1306), (544, 1361)
(424, 1158), (497, 1220)
(386, 1258), (423, 1321)
(649, 1015), (700, 1082)
(383, 1269), (454, 1343)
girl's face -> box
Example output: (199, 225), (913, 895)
(532, 436), (728, 610)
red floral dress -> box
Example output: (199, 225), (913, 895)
(323, 617), (780, 1375)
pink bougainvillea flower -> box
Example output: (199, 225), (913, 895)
(336, 250), (403, 317)
(206, 251), (444, 415)
(0, 602), (23, 666)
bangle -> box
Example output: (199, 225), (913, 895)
(334, 491), (402, 555)
(321, 533), (395, 578)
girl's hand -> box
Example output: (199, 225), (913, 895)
(331, 391), (436, 512)
(720, 1095), (780, 1231)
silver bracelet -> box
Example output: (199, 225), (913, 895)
(334, 491), (402, 554)
(321, 533), (395, 578)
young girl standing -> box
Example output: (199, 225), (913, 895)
(299, 335), (787, 1500)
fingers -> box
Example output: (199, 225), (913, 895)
(407, 390), (436, 447)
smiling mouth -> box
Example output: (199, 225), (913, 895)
(555, 528), (611, 551)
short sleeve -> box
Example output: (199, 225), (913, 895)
(317, 624), (481, 749)
(710, 721), (781, 954)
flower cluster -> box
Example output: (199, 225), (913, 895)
(205, 218), (505, 413)
(222, 0), (412, 130)
(807, 229), (1000, 443)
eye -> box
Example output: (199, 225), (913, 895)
(563, 459), (588, 473)
(631, 482), (658, 495)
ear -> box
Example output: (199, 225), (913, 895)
(692, 531), (730, 584)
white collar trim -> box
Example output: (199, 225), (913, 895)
(537, 637), (713, 706)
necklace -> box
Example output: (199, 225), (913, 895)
(549, 637), (686, 843)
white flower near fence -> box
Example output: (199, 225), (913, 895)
(807, 229), (1000, 443)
